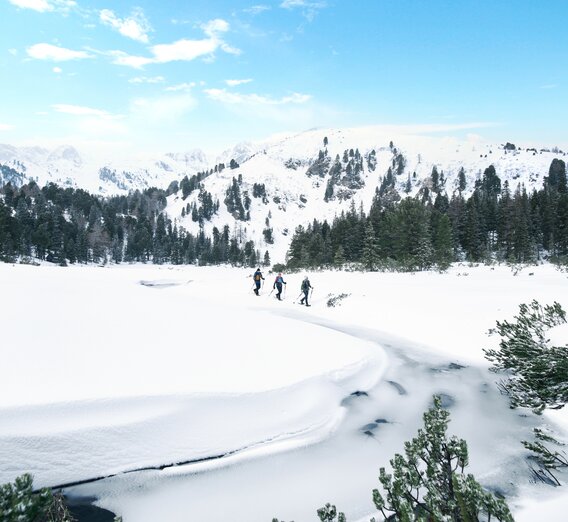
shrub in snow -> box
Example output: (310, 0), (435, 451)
(0, 474), (51, 521)
(272, 503), (346, 522)
(371, 396), (513, 522)
(523, 427), (568, 486)
(273, 397), (512, 522)
(484, 300), (568, 413)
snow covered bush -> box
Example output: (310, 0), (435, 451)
(0, 473), (63, 521)
(0, 473), (85, 522)
(484, 300), (568, 413)
(273, 397), (512, 522)
(523, 427), (568, 486)
(371, 396), (513, 522)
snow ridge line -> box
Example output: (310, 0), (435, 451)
(43, 409), (342, 492)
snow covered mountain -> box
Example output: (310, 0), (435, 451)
(1, 126), (566, 262)
(166, 127), (567, 262)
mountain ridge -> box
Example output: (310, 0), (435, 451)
(1, 126), (566, 263)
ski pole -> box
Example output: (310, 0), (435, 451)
(293, 292), (303, 303)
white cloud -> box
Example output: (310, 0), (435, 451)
(280, 0), (325, 7)
(8, 49), (18, 56)
(204, 88), (311, 105)
(109, 19), (239, 69)
(52, 104), (126, 135)
(220, 42), (242, 56)
(244, 5), (270, 15)
(201, 18), (230, 37)
(8, 0), (52, 12)
(0, 123), (14, 131)
(99, 8), (152, 43)
(108, 51), (152, 68)
(130, 94), (197, 121)
(225, 79), (253, 87)
(27, 43), (92, 61)
(280, 0), (326, 21)
(52, 104), (120, 119)
(165, 82), (196, 92)
(541, 84), (558, 90)
(8, 0), (76, 13)
(52, 66), (62, 73)
(151, 38), (219, 62)
(129, 76), (165, 84)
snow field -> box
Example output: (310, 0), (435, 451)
(2, 262), (568, 520)
(0, 263), (386, 487)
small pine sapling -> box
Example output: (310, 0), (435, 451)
(371, 396), (513, 522)
(523, 427), (568, 486)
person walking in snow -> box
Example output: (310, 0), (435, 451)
(300, 276), (312, 306)
(273, 273), (287, 300)
(253, 267), (264, 296)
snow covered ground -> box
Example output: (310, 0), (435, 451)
(1, 262), (568, 520)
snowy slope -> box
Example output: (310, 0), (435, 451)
(170, 127), (567, 262)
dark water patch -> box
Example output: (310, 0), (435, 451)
(430, 362), (467, 373)
(386, 380), (407, 395)
(66, 497), (117, 522)
(360, 423), (378, 432)
(435, 393), (455, 408)
(374, 418), (390, 424)
(341, 390), (369, 406)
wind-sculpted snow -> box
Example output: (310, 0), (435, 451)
(0, 263), (385, 488)
(2, 263), (568, 520)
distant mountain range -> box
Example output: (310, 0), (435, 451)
(1, 126), (565, 262)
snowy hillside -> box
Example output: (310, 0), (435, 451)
(1, 126), (566, 262)
(169, 127), (567, 262)
(0, 143), (211, 195)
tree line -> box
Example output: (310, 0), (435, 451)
(286, 159), (568, 271)
(0, 181), (266, 267)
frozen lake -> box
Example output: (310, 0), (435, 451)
(1, 263), (568, 520)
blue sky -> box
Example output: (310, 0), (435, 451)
(0, 0), (567, 155)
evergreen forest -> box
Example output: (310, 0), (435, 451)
(286, 159), (568, 271)
(0, 158), (566, 270)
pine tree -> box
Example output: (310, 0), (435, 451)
(0, 474), (57, 522)
(334, 245), (346, 266)
(317, 504), (346, 522)
(361, 221), (379, 271)
(432, 213), (453, 269)
(372, 397), (514, 522)
(484, 300), (568, 412)
(458, 167), (467, 193)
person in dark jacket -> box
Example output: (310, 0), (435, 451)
(253, 268), (264, 296)
(300, 276), (312, 306)
(273, 273), (287, 300)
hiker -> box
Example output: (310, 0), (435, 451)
(253, 267), (264, 296)
(273, 273), (287, 300)
(300, 276), (312, 306)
